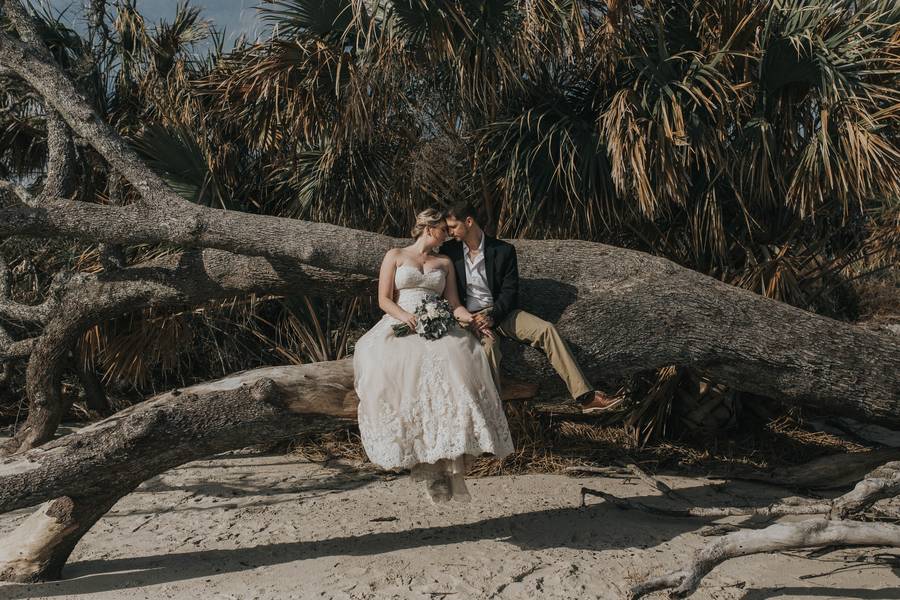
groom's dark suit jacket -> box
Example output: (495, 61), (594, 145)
(439, 235), (519, 324)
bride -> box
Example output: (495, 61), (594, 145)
(353, 208), (515, 503)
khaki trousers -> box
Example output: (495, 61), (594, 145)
(478, 309), (593, 400)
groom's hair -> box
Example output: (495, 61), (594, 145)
(446, 201), (479, 224)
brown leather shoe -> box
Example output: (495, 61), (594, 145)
(579, 390), (623, 414)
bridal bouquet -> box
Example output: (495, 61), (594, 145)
(393, 297), (457, 340)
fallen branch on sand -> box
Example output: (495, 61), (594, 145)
(575, 461), (900, 598)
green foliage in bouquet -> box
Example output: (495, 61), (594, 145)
(392, 297), (457, 340)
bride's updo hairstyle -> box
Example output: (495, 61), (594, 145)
(410, 208), (446, 239)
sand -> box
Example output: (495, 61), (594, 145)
(1, 450), (898, 600)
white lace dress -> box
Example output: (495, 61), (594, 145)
(353, 265), (515, 502)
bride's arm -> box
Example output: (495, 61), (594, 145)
(378, 249), (417, 329)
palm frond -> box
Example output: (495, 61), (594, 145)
(261, 0), (356, 44)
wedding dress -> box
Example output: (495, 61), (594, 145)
(353, 264), (515, 502)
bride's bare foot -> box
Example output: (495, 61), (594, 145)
(426, 476), (452, 503)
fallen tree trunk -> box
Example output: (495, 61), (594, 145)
(3, 218), (897, 454)
(0, 248), (374, 456)
(0, 359), (533, 516)
(0, 361), (360, 581)
(5, 209), (896, 415)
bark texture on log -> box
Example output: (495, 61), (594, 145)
(0, 357), (530, 581)
(0, 248), (375, 456)
(0, 364), (357, 581)
(0, 495), (121, 583)
(613, 461), (900, 598)
(3, 195), (897, 424)
(0, 363), (355, 513)
(0, 358), (535, 513)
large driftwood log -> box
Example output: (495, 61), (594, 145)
(3, 200), (898, 454)
(0, 357), (538, 582)
(0, 359), (531, 515)
(0, 361), (359, 581)
(0, 248), (374, 456)
(5, 200), (897, 411)
(4, 199), (897, 424)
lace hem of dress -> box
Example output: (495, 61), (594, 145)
(355, 348), (514, 471)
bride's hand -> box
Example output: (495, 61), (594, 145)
(454, 307), (473, 326)
(400, 311), (417, 330)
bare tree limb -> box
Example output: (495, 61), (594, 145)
(613, 461), (900, 598)
(1, 1), (76, 204)
(830, 461), (900, 519)
(629, 520), (900, 599)
(0, 369), (353, 581)
(0, 8), (198, 215)
(0, 335), (38, 360)
(36, 109), (76, 203)
(0, 178), (35, 205)
(0, 248), (376, 455)
(0, 256), (59, 325)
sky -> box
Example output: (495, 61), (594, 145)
(40, 0), (268, 49)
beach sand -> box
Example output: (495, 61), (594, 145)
(1, 451), (897, 600)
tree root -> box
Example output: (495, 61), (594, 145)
(605, 461), (900, 598)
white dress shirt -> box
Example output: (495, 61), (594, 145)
(464, 232), (494, 312)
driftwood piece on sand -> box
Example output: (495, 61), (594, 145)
(575, 462), (900, 598)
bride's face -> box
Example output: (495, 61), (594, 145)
(426, 222), (449, 246)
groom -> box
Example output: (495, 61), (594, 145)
(439, 201), (621, 413)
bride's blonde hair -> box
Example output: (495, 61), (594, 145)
(410, 208), (446, 239)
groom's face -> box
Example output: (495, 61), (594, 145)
(445, 215), (472, 241)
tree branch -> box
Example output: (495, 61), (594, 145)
(629, 520), (900, 599)
(0, 256), (58, 324)
(0, 178), (36, 205)
(0, 247), (376, 455)
(37, 109), (76, 203)
(0, 369), (352, 581)
(0, 9), (191, 214)
(602, 460), (900, 598)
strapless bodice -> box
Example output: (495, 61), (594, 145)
(394, 265), (446, 311)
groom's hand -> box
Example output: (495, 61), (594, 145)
(472, 314), (494, 340)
